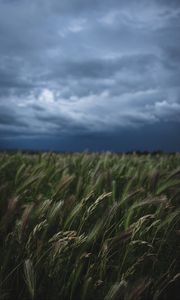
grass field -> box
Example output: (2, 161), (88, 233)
(0, 152), (180, 300)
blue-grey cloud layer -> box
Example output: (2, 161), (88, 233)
(0, 0), (180, 150)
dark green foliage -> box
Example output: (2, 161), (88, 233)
(0, 152), (179, 300)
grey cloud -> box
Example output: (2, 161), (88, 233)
(154, 101), (180, 121)
(0, 0), (179, 144)
(157, 0), (180, 8)
(0, 104), (28, 130)
(50, 54), (158, 80)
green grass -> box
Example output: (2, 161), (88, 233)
(0, 152), (180, 300)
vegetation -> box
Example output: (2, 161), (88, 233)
(0, 152), (180, 300)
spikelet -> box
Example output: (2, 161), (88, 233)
(24, 259), (36, 299)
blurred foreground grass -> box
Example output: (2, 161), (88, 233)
(0, 152), (180, 300)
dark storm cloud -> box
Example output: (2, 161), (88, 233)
(0, 112), (24, 126)
(49, 54), (158, 80)
(157, 0), (180, 8)
(0, 0), (180, 150)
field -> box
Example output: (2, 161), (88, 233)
(0, 152), (180, 300)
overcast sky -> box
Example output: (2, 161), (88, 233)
(0, 0), (180, 151)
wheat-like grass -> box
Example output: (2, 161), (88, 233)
(0, 152), (179, 299)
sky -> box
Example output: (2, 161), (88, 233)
(0, 0), (180, 152)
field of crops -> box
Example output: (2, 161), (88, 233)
(0, 152), (179, 300)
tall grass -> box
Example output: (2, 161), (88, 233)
(0, 152), (179, 300)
